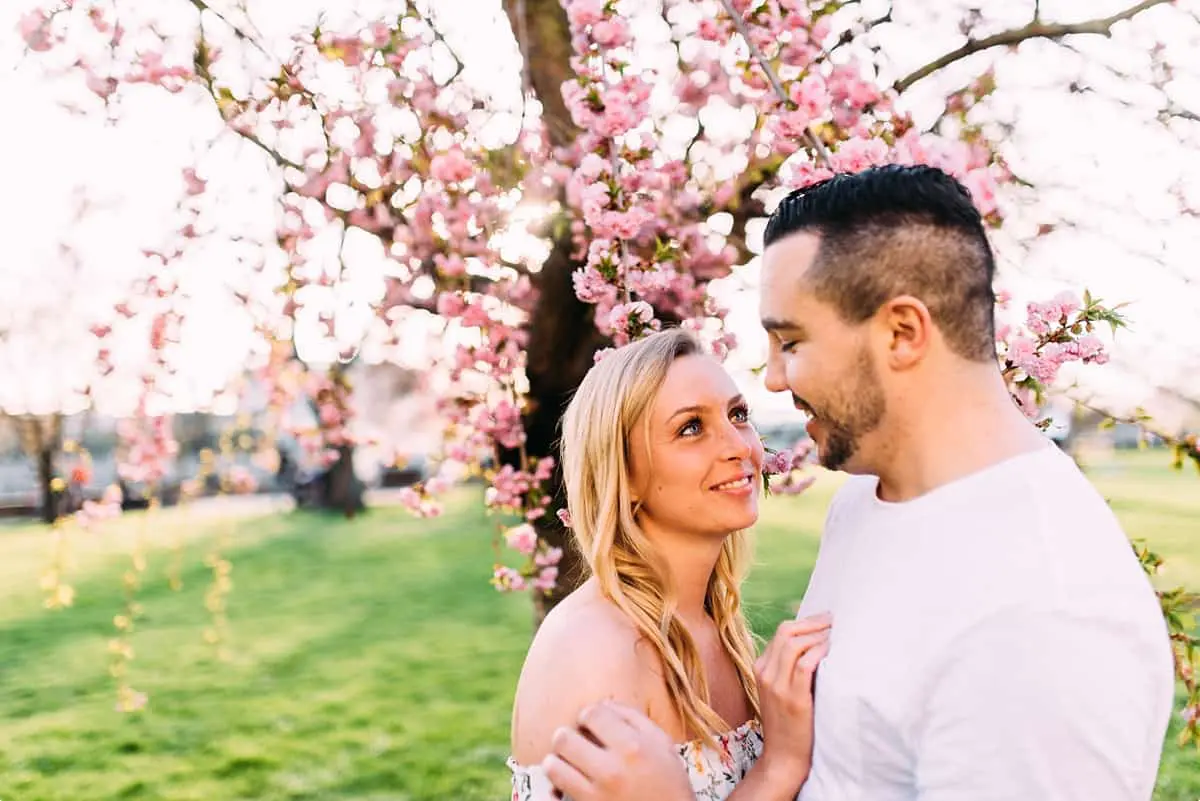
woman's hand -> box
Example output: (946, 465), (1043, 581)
(752, 612), (832, 790)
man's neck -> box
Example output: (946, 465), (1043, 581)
(871, 370), (1050, 503)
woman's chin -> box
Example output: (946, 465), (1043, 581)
(725, 502), (759, 532)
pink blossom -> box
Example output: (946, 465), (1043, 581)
(961, 168), (998, 217)
(789, 74), (829, 122)
(430, 148), (474, 183)
(831, 137), (890, 174)
(579, 183), (610, 222)
(369, 21), (392, 48)
(536, 547), (564, 567)
(436, 292), (466, 318)
(577, 153), (609, 181)
(566, 0), (606, 28)
(226, 466), (258, 494)
(19, 9), (52, 52)
(492, 565), (527, 592)
(596, 90), (642, 137)
(572, 265), (618, 304)
(772, 474), (817, 495)
(182, 168), (207, 196)
(697, 18), (724, 41)
(398, 487), (443, 519)
(1006, 335), (1037, 369)
(533, 456), (555, 481)
(594, 207), (653, 239)
(434, 253), (467, 277)
(764, 450), (793, 475)
(505, 523), (539, 556)
(1075, 334), (1108, 364)
(531, 566), (559, 593)
(591, 18), (630, 48)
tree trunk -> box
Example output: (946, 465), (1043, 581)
(37, 444), (58, 524)
(521, 235), (608, 626)
(324, 444), (364, 518)
(502, 0), (597, 626)
(17, 414), (63, 524)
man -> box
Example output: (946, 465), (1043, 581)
(542, 165), (1175, 800)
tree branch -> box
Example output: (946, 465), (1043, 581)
(894, 0), (1172, 92)
(186, 0), (274, 62)
(417, 6), (466, 85)
(715, 0), (833, 167)
(823, 5), (893, 62)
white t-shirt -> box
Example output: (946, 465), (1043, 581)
(796, 444), (1175, 801)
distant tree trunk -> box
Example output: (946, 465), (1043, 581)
(325, 444), (364, 518)
(15, 414), (64, 524)
(37, 444), (57, 524)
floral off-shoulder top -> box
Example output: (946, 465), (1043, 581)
(507, 719), (763, 801)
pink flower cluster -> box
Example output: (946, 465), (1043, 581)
(559, 0), (745, 350)
(763, 439), (817, 496)
(485, 457), (556, 521)
(117, 416), (179, 487)
(995, 289), (1118, 420)
(492, 541), (564, 595)
(75, 484), (124, 530)
(289, 370), (359, 470)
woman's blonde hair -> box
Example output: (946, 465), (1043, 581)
(559, 328), (760, 743)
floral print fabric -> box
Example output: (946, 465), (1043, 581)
(507, 720), (763, 801)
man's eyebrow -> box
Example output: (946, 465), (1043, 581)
(760, 316), (806, 332)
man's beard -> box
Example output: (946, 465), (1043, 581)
(807, 349), (886, 472)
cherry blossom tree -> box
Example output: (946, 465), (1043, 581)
(17, 0), (1200, 735)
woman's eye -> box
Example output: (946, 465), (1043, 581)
(780, 340), (799, 353)
(679, 418), (701, 436)
(731, 405), (750, 424)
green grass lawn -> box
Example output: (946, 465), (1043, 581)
(0, 448), (1197, 800)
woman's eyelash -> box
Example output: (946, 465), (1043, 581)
(679, 405), (752, 435)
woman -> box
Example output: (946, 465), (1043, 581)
(508, 328), (829, 801)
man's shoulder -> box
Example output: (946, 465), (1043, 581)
(826, 473), (879, 513)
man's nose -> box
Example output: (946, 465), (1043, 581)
(764, 352), (787, 394)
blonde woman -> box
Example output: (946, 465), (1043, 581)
(507, 328), (830, 801)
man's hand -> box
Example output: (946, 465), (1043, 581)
(542, 700), (693, 801)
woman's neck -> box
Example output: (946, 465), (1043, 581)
(637, 519), (729, 628)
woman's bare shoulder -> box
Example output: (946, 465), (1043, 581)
(510, 583), (660, 764)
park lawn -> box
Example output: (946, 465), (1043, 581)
(0, 450), (1195, 801)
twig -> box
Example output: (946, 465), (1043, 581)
(823, 6), (893, 62)
(415, 5), (466, 85)
(895, 0), (1172, 92)
(715, 0), (833, 167)
(192, 25), (303, 172)
(186, 0), (274, 62)
(1165, 103), (1200, 124)
(516, 0), (532, 98)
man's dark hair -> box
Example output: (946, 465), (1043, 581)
(763, 164), (997, 362)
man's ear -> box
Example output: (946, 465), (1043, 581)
(877, 295), (932, 370)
